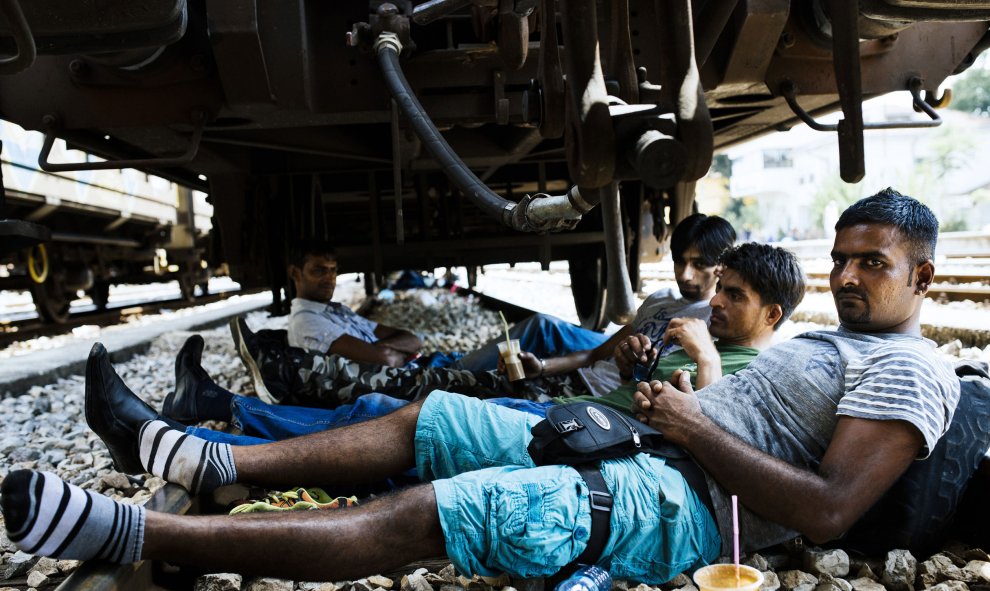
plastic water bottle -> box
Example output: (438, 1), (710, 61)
(553, 565), (612, 591)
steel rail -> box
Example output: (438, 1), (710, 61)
(0, 287), (268, 349)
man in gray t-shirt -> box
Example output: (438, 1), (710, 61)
(635, 188), (959, 554)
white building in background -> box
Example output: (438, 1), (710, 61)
(723, 92), (990, 240)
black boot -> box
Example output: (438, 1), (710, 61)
(84, 343), (167, 474)
(229, 317), (290, 403)
(162, 335), (235, 424)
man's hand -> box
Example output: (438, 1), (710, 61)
(631, 372), (709, 445)
(375, 345), (408, 368)
(615, 334), (656, 380)
(663, 318), (717, 364)
(663, 318), (722, 388)
(496, 350), (543, 379)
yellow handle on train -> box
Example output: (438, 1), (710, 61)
(27, 243), (49, 284)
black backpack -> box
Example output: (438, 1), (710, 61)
(839, 361), (990, 555)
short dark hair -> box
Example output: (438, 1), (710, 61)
(835, 188), (939, 264)
(288, 241), (336, 269)
(720, 242), (806, 330)
(670, 213), (737, 266)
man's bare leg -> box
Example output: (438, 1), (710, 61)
(144, 484), (444, 580)
(2, 469), (445, 579)
(136, 398), (427, 493)
(230, 397), (424, 488)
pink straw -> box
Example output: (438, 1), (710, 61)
(732, 495), (740, 585)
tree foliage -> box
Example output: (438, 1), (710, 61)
(948, 64), (990, 117)
(720, 196), (762, 240)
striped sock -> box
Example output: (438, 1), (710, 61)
(1, 470), (145, 564)
(138, 420), (236, 494)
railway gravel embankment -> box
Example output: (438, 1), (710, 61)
(0, 271), (987, 591)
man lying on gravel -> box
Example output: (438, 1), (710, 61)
(0, 190), (960, 585)
(77, 241), (806, 453)
(229, 214), (738, 408)
(252, 241), (613, 383)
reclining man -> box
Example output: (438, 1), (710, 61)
(86, 241), (805, 449)
(275, 243), (602, 374)
(229, 213), (737, 407)
(2, 190), (958, 584)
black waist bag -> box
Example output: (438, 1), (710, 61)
(528, 401), (675, 466)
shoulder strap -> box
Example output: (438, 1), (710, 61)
(570, 463), (612, 569)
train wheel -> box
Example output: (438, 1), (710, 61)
(568, 248), (608, 331)
(31, 275), (72, 324)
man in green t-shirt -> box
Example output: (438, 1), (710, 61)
(535, 242), (806, 416)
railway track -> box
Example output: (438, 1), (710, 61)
(637, 268), (990, 304)
(0, 287), (269, 349)
(802, 272), (990, 304)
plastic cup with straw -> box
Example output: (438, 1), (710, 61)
(496, 311), (525, 381)
(692, 494), (763, 591)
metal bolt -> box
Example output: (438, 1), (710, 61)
(41, 114), (58, 129)
(777, 31), (795, 50)
(378, 3), (398, 16)
(68, 59), (87, 76)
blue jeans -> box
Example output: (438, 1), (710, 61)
(454, 313), (608, 371)
(186, 394), (552, 445)
(186, 393), (412, 445)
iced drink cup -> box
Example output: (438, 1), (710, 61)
(497, 339), (525, 381)
(693, 564), (763, 591)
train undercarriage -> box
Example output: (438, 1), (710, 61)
(0, 0), (987, 327)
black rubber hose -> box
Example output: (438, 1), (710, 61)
(375, 39), (516, 226)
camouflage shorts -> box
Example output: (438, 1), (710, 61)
(268, 348), (590, 408)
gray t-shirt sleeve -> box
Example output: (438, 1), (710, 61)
(836, 343), (958, 458)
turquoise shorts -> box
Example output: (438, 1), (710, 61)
(415, 391), (721, 582)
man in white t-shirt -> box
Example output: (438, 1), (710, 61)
(285, 245), (422, 368)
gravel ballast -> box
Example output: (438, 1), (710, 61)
(0, 275), (987, 591)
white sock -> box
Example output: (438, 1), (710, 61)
(138, 420), (236, 494)
(1, 470), (145, 564)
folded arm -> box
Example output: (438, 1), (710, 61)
(329, 334), (407, 367)
(373, 324), (422, 355)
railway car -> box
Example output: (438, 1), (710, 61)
(0, 121), (213, 322)
(0, 1), (986, 329)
